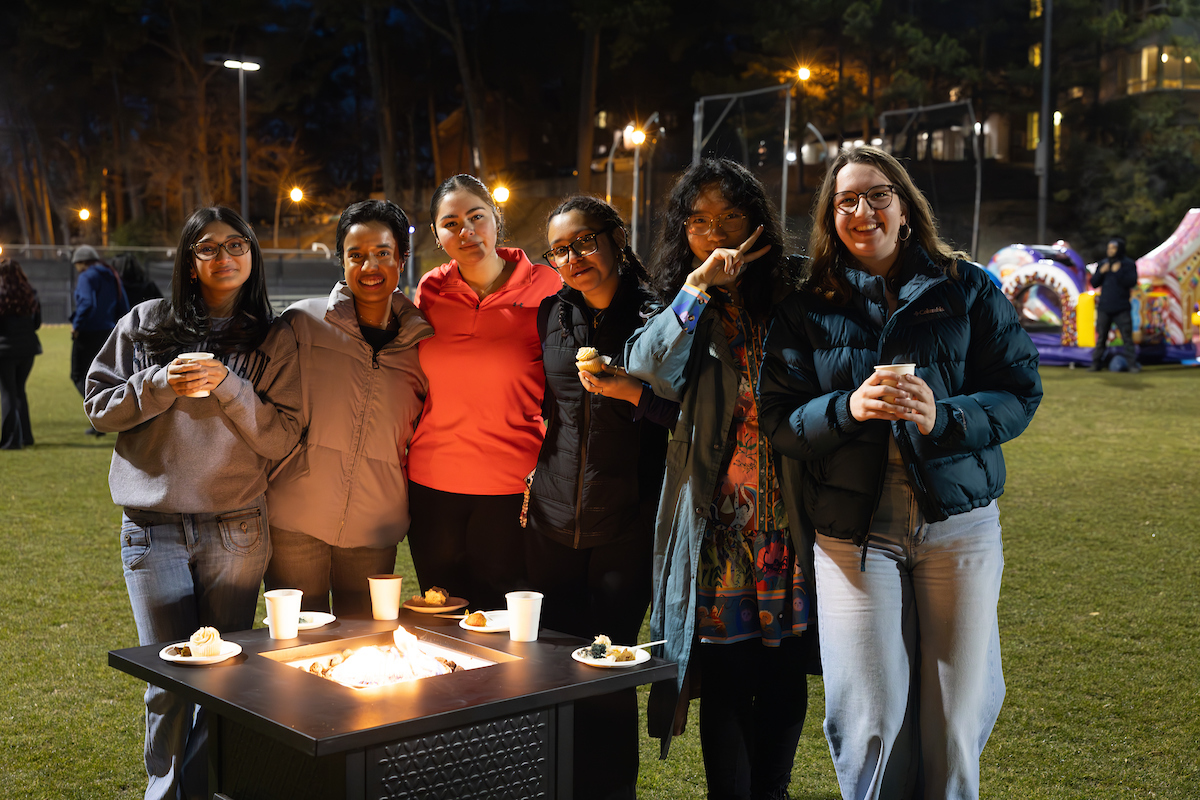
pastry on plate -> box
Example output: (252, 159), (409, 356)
(189, 627), (223, 657)
(464, 611), (488, 627)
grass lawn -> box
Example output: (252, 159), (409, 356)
(1, 326), (1198, 798)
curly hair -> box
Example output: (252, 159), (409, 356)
(0, 259), (39, 316)
(133, 207), (273, 360)
(335, 199), (412, 263)
(806, 145), (963, 304)
(429, 174), (505, 241)
(649, 158), (796, 323)
(545, 195), (651, 345)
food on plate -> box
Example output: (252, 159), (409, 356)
(410, 586), (449, 606)
(464, 611), (488, 627)
(588, 634), (612, 659)
(189, 626), (224, 657)
(610, 647), (636, 662)
(575, 347), (605, 374)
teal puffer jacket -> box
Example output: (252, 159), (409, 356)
(759, 247), (1042, 543)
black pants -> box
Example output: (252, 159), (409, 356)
(71, 329), (110, 396)
(406, 481), (529, 611)
(0, 355), (35, 449)
(697, 637), (809, 800)
(1092, 308), (1137, 368)
(526, 529), (654, 800)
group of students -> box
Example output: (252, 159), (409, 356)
(85, 145), (1042, 800)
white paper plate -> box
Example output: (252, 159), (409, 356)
(403, 596), (468, 614)
(159, 640), (242, 666)
(458, 610), (510, 633)
(260, 611), (336, 631)
(571, 646), (651, 669)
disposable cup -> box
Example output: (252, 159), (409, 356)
(263, 588), (303, 639)
(368, 574), (403, 620)
(177, 352), (215, 397)
(506, 591), (544, 642)
(874, 363), (916, 402)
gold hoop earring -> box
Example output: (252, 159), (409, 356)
(898, 224), (912, 242)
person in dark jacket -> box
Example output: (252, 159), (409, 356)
(759, 145), (1042, 800)
(626, 159), (815, 800)
(1089, 236), (1140, 371)
(71, 244), (130, 435)
(114, 253), (163, 307)
(527, 196), (677, 800)
(0, 259), (42, 449)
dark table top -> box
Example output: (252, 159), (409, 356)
(109, 615), (675, 758)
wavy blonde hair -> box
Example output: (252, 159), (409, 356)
(805, 146), (963, 304)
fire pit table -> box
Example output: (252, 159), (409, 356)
(109, 614), (675, 800)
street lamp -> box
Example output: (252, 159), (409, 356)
(205, 54), (262, 220)
(492, 186), (510, 204)
(78, 209), (90, 221)
(289, 187), (304, 203)
(630, 112), (658, 255)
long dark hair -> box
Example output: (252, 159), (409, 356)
(429, 174), (505, 241)
(546, 195), (651, 345)
(806, 145), (963, 305)
(0, 259), (39, 316)
(133, 207), (273, 359)
(649, 158), (795, 323)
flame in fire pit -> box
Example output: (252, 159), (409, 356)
(328, 626), (452, 688)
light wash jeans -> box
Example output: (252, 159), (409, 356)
(120, 495), (270, 800)
(815, 472), (1004, 800)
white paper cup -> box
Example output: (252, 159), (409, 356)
(506, 591), (544, 642)
(368, 574), (403, 621)
(177, 352), (215, 397)
(875, 363), (916, 402)
(263, 588), (303, 639)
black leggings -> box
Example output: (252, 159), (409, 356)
(405, 482), (529, 611)
(0, 356), (35, 449)
(697, 637), (809, 800)
(526, 530), (654, 800)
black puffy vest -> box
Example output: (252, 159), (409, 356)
(528, 279), (669, 549)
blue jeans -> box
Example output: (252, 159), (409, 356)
(815, 482), (1004, 800)
(120, 495), (270, 800)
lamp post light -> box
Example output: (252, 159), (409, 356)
(205, 54), (262, 220)
(492, 185), (510, 204)
(629, 112), (658, 255)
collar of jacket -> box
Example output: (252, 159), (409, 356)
(324, 281), (434, 349)
(436, 246), (537, 295)
(840, 245), (948, 324)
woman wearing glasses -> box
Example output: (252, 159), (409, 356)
(526, 196), (678, 799)
(626, 159), (814, 800)
(406, 175), (561, 609)
(265, 200), (432, 617)
(758, 146), (1042, 800)
(85, 206), (302, 800)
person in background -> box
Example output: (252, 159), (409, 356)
(1089, 236), (1141, 372)
(759, 145), (1042, 800)
(266, 200), (433, 617)
(528, 195), (677, 800)
(71, 244), (129, 435)
(114, 252), (164, 307)
(406, 174), (561, 610)
(0, 259), (42, 450)
(625, 158), (814, 800)
(85, 207), (302, 800)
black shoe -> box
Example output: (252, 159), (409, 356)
(1086, 364), (1102, 372)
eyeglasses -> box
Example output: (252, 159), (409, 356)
(685, 211), (748, 237)
(191, 238), (251, 260)
(833, 185), (896, 215)
(543, 226), (614, 267)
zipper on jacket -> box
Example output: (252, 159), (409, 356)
(337, 339), (381, 539)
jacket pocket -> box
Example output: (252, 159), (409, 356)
(120, 517), (152, 570)
(217, 507), (266, 555)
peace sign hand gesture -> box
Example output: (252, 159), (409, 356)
(684, 226), (772, 293)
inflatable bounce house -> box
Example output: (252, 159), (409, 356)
(986, 215), (1200, 366)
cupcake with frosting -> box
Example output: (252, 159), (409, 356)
(189, 627), (224, 657)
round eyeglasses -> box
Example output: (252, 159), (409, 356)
(685, 211), (748, 237)
(191, 238), (251, 260)
(543, 226), (614, 267)
(833, 185), (896, 215)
